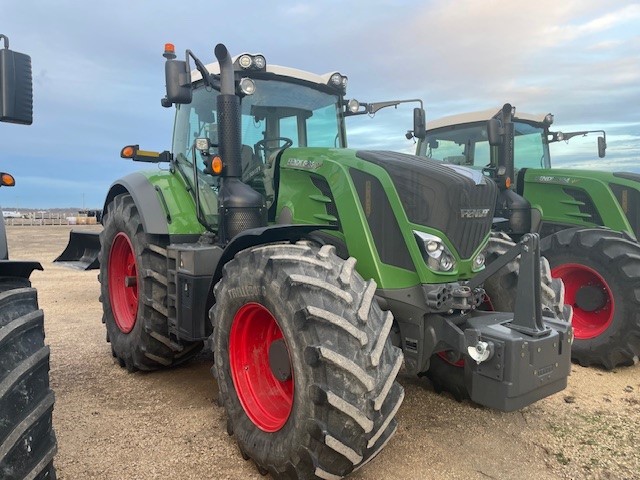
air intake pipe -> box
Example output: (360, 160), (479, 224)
(214, 43), (266, 243)
(214, 44), (242, 178)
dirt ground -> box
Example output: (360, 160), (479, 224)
(6, 225), (640, 480)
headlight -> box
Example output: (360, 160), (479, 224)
(238, 55), (252, 69)
(236, 54), (267, 71)
(253, 55), (266, 69)
(327, 72), (348, 93)
(472, 251), (485, 271)
(239, 77), (256, 95)
(414, 231), (457, 273)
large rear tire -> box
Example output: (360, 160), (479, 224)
(212, 242), (404, 479)
(425, 232), (568, 401)
(541, 227), (640, 369)
(0, 278), (57, 480)
(99, 193), (202, 371)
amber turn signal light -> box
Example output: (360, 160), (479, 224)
(505, 177), (512, 189)
(1, 172), (16, 187)
(211, 156), (223, 175)
(121, 145), (137, 158)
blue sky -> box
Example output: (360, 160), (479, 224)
(1, 0), (639, 208)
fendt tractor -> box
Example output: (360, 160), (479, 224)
(0, 35), (57, 479)
(61, 44), (572, 478)
(417, 103), (640, 370)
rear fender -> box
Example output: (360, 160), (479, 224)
(103, 172), (171, 235)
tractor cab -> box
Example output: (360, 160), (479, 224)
(417, 109), (554, 170)
(159, 45), (426, 237)
(417, 108), (606, 173)
(170, 58), (349, 227)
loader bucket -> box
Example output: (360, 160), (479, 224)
(54, 230), (101, 270)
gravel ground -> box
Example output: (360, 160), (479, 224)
(6, 225), (640, 480)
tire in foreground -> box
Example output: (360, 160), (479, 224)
(0, 278), (57, 480)
(212, 242), (404, 479)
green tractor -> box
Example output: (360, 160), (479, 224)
(417, 103), (640, 370)
(62, 44), (572, 478)
(0, 35), (57, 479)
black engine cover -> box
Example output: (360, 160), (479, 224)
(355, 151), (497, 258)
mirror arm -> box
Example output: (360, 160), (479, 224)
(185, 49), (214, 89)
(344, 98), (423, 117)
(549, 129), (606, 143)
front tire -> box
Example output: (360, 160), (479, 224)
(0, 278), (57, 480)
(212, 242), (404, 479)
(541, 227), (640, 369)
(99, 193), (202, 371)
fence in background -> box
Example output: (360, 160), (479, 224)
(4, 212), (99, 226)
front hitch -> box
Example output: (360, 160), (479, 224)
(468, 233), (549, 337)
(461, 233), (573, 411)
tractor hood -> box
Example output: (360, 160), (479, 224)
(522, 167), (640, 240)
(356, 150), (497, 259)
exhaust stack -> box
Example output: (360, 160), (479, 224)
(214, 43), (266, 243)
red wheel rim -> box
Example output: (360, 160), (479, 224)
(551, 263), (614, 340)
(108, 232), (138, 333)
(229, 303), (294, 432)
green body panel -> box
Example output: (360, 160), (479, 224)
(138, 169), (206, 236)
(275, 147), (484, 290)
(522, 168), (636, 238)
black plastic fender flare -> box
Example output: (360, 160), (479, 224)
(103, 172), (170, 235)
(207, 224), (338, 314)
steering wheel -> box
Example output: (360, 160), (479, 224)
(255, 137), (293, 153)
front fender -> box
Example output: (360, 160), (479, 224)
(211, 224), (338, 288)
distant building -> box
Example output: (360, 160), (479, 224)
(2, 211), (22, 218)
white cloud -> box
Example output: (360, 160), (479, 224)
(2, 0), (639, 205)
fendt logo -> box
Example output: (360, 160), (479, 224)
(460, 208), (490, 218)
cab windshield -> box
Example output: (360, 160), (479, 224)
(171, 79), (343, 229)
(173, 79), (343, 162)
(420, 121), (551, 169)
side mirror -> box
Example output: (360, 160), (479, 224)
(487, 118), (502, 146)
(413, 107), (426, 139)
(162, 59), (192, 106)
(597, 136), (606, 158)
(0, 45), (33, 125)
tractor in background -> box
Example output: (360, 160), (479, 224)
(0, 34), (57, 480)
(61, 44), (572, 478)
(417, 103), (640, 370)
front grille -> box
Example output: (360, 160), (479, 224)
(350, 169), (414, 271)
(355, 151), (496, 259)
(562, 188), (603, 225)
(310, 175), (341, 229)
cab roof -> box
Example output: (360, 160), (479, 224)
(427, 108), (550, 131)
(191, 54), (341, 87)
